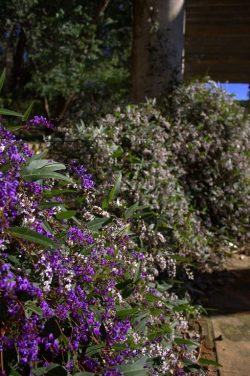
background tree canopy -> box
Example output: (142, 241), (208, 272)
(0, 0), (132, 120)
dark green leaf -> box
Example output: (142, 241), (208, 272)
(87, 216), (110, 231)
(0, 108), (23, 117)
(8, 227), (55, 248)
(174, 337), (199, 347)
(56, 210), (76, 220)
(9, 370), (22, 376)
(4, 125), (22, 132)
(116, 308), (140, 319)
(85, 343), (104, 357)
(22, 170), (73, 183)
(38, 202), (64, 209)
(22, 102), (34, 121)
(198, 358), (222, 367)
(25, 301), (43, 318)
(43, 189), (75, 198)
(124, 203), (149, 219)
(118, 357), (148, 376)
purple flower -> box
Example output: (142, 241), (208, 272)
(103, 369), (123, 376)
(68, 160), (94, 190)
(27, 115), (54, 129)
(68, 226), (94, 245)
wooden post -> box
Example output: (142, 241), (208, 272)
(132, 0), (185, 102)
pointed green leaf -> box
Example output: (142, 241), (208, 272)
(29, 150), (48, 161)
(198, 358), (222, 367)
(87, 216), (110, 231)
(22, 102), (34, 121)
(85, 343), (105, 357)
(102, 173), (122, 209)
(56, 210), (76, 220)
(8, 227), (55, 248)
(0, 108), (23, 117)
(5, 125), (22, 132)
(22, 170), (73, 183)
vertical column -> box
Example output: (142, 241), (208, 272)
(132, 0), (185, 102)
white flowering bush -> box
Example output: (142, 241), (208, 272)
(51, 82), (250, 274)
(52, 102), (212, 279)
(162, 82), (250, 242)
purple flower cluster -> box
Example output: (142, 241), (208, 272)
(0, 121), (198, 375)
(69, 159), (94, 190)
(26, 115), (54, 129)
(68, 226), (94, 245)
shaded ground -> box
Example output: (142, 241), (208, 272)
(190, 255), (250, 376)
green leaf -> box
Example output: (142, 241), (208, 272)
(8, 227), (55, 248)
(60, 333), (68, 346)
(22, 102), (34, 121)
(124, 203), (149, 219)
(0, 108), (23, 117)
(38, 202), (65, 210)
(30, 368), (47, 376)
(148, 324), (172, 340)
(102, 173), (122, 209)
(4, 125), (22, 132)
(29, 150), (48, 160)
(198, 358), (222, 367)
(0, 69), (6, 92)
(23, 170), (73, 183)
(9, 370), (22, 376)
(87, 216), (110, 231)
(118, 357), (148, 376)
(85, 343), (105, 357)
(145, 294), (162, 303)
(56, 210), (76, 220)
(116, 308), (140, 319)
(26, 159), (66, 172)
(133, 261), (142, 284)
(8, 255), (21, 266)
(25, 301), (43, 318)
(43, 188), (75, 198)
(174, 337), (199, 347)
(22, 159), (72, 183)
(74, 373), (95, 376)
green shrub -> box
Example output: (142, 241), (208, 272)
(162, 82), (250, 242)
(51, 101), (212, 275)
(50, 82), (250, 273)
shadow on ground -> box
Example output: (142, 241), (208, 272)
(188, 257), (250, 315)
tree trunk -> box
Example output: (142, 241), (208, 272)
(132, 0), (185, 102)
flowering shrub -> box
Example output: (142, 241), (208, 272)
(162, 82), (250, 242)
(52, 102), (212, 278)
(0, 113), (203, 375)
(51, 82), (250, 275)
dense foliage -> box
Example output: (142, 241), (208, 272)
(0, 0), (132, 118)
(51, 83), (250, 274)
(53, 102), (211, 275)
(0, 106), (204, 375)
(162, 82), (250, 242)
